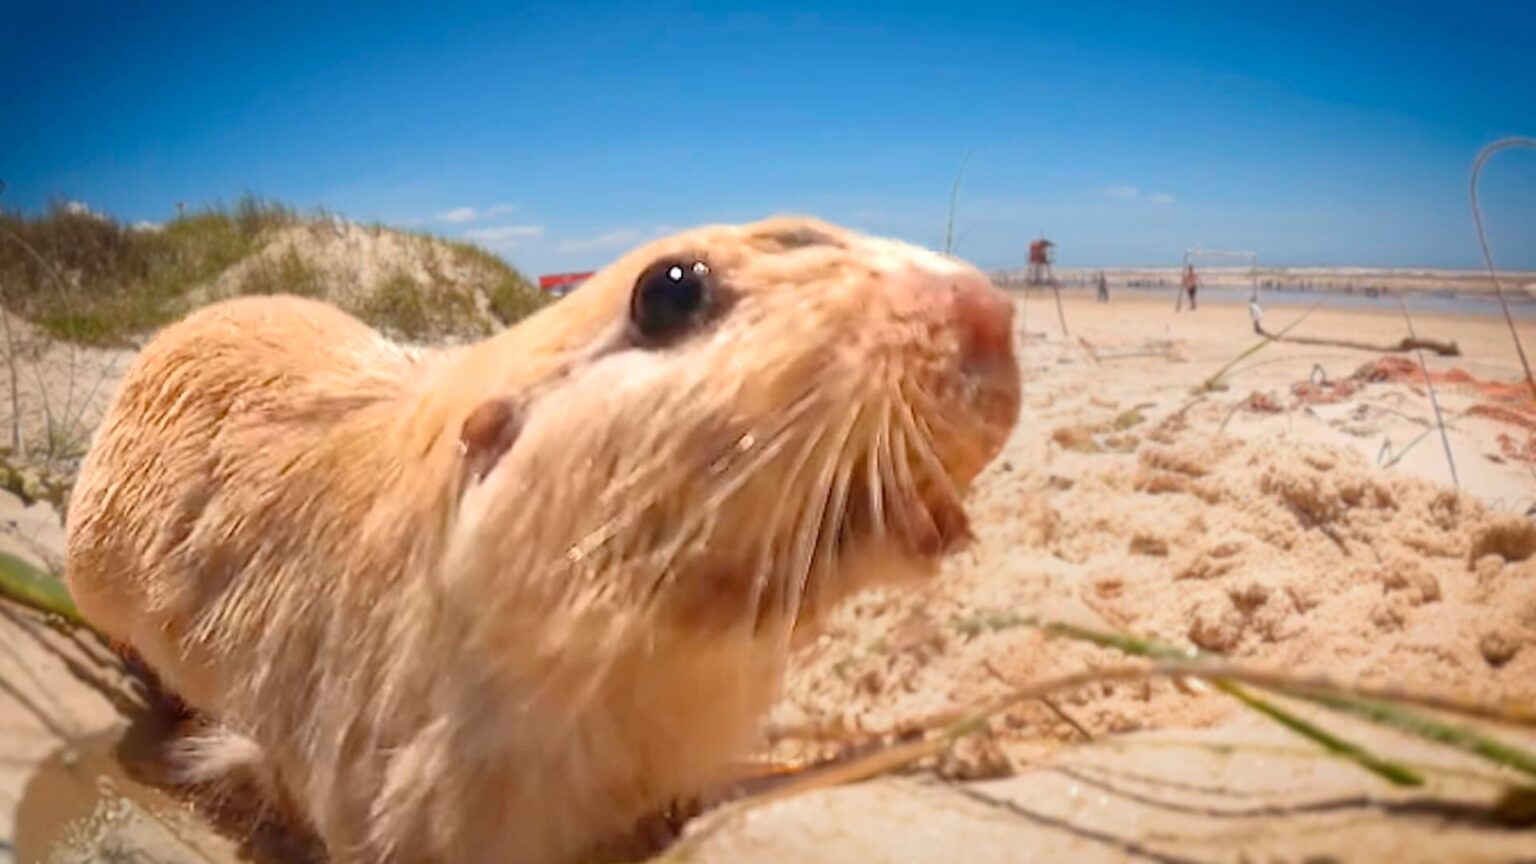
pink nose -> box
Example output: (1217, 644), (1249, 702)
(951, 274), (1016, 373)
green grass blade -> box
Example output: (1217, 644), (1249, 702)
(1040, 619), (1426, 786)
(1211, 679), (1422, 786)
(0, 551), (84, 626)
(1041, 618), (1536, 780)
(1304, 692), (1536, 781)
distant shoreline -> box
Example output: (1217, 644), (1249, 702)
(997, 280), (1536, 320)
(1001, 265), (1536, 279)
(991, 265), (1536, 320)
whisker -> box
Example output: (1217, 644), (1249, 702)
(875, 400), (902, 541)
(906, 380), (992, 469)
(515, 387), (829, 729)
(894, 384), (965, 511)
(562, 387), (820, 612)
(865, 398), (892, 543)
(773, 415), (850, 633)
(784, 403), (863, 631)
(642, 390), (823, 609)
(805, 406), (862, 624)
(887, 420), (940, 551)
(903, 382), (967, 441)
(750, 419), (837, 658)
(748, 408), (838, 636)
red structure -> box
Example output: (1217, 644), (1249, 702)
(1028, 238), (1054, 266)
(1026, 236), (1056, 286)
(538, 271), (595, 297)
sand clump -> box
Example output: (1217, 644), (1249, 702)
(772, 428), (1536, 764)
(768, 298), (1536, 777)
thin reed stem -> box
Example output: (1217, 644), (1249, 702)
(1393, 291), (1459, 489)
(944, 149), (974, 257)
(1195, 296), (1329, 394)
(1038, 621), (1536, 778)
(1468, 136), (1536, 404)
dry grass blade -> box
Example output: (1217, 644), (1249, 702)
(1257, 329), (1459, 357)
(1468, 136), (1536, 404)
(664, 660), (1485, 862)
(1, 304), (21, 452)
(658, 663), (1167, 861)
(1195, 296), (1328, 394)
(770, 621), (1536, 785)
(1042, 621), (1536, 726)
(1380, 427), (1435, 469)
(943, 148), (975, 257)
(729, 654), (1536, 844)
(1050, 279), (1069, 337)
(1038, 621), (1536, 779)
(0, 223), (82, 456)
(1392, 291), (1459, 489)
(983, 658), (1425, 787)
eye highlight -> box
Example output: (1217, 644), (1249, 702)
(629, 257), (713, 342)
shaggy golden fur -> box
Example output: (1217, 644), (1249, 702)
(64, 216), (1021, 863)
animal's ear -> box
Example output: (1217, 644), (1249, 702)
(458, 398), (522, 483)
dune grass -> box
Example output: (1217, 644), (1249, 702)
(356, 267), (492, 342)
(233, 246), (329, 300)
(0, 195), (548, 347)
(437, 237), (548, 326)
(0, 195), (550, 512)
(0, 195), (298, 345)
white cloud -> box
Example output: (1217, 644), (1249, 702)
(463, 224), (545, 250)
(61, 199), (110, 221)
(1101, 186), (1175, 204)
(558, 228), (644, 254)
(435, 203), (517, 224)
(557, 225), (680, 254)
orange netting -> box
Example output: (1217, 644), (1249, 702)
(1242, 357), (1536, 463)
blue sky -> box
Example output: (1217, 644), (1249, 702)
(4, 0), (1534, 274)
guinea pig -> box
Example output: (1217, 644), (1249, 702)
(65, 215), (1021, 863)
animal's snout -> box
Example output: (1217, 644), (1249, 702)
(862, 235), (1019, 394)
(950, 273), (1016, 375)
(939, 269), (1022, 436)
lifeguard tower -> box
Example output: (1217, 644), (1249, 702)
(1026, 236), (1056, 286)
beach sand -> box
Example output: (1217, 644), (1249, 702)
(3, 288), (1534, 862)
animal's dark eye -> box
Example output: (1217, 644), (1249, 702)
(630, 257), (712, 341)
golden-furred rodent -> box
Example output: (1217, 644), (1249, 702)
(64, 215), (1021, 863)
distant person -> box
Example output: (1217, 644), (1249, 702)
(1182, 264), (1200, 310)
(1248, 299), (1264, 334)
(1095, 271), (1109, 303)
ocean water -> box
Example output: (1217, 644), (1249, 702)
(1052, 283), (1536, 320)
